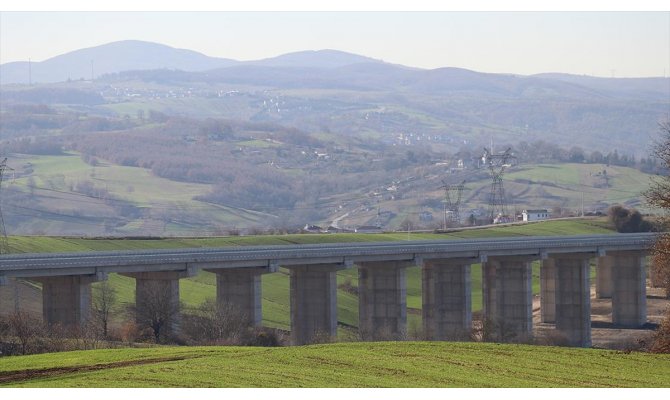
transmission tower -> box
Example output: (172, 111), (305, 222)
(482, 148), (516, 222)
(441, 179), (466, 226)
(0, 158), (13, 254)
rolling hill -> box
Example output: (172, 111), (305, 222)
(1, 342), (669, 387)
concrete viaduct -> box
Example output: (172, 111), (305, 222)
(0, 233), (656, 347)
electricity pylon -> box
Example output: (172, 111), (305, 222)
(482, 148), (516, 222)
(441, 179), (466, 226)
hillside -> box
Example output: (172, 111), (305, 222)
(1, 41), (664, 240)
(0, 149), (649, 236)
(2, 41), (668, 157)
(0, 342), (668, 387)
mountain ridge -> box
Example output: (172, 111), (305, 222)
(4, 39), (668, 86)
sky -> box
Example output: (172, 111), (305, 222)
(1, 4), (670, 77)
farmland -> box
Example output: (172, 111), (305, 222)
(0, 342), (669, 387)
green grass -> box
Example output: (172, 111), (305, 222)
(0, 342), (668, 387)
(5, 218), (615, 331)
(10, 152), (267, 233)
(5, 217), (615, 255)
(504, 163), (652, 209)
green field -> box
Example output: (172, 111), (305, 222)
(0, 342), (668, 387)
(7, 151), (651, 236)
(8, 152), (268, 235)
(503, 163), (652, 210)
(4, 218), (614, 331)
(334, 161), (651, 229)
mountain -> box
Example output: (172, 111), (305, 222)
(247, 49), (383, 69)
(0, 40), (238, 84)
(2, 41), (668, 156)
(191, 63), (608, 100)
(533, 73), (670, 101)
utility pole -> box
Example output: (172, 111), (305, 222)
(482, 147), (516, 223)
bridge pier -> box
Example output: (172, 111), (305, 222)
(553, 255), (592, 347)
(540, 258), (556, 323)
(358, 260), (413, 341)
(287, 263), (349, 345)
(422, 259), (471, 340)
(121, 270), (193, 340)
(610, 252), (647, 327)
(482, 257), (533, 342)
(596, 256), (612, 299)
(204, 266), (275, 328)
(32, 274), (105, 328)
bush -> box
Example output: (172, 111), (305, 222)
(181, 300), (251, 345)
(244, 328), (285, 347)
(649, 309), (670, 353)
(607, 205), (653, 233)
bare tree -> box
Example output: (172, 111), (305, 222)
(644, 121), (670, 353)
(7, 311), (41, 355)
(181, 299), (249, 344)
(132, 280), (180, 343)
(92, 280), (117, 338)
(645, 121), (670, 298)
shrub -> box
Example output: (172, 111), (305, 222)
(649, 309), (670, 353)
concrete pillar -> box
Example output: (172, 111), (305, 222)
(540, 258), (556, 324)
(596, 256), (612, 299)
(288, 264), (346, 345)
(121, 270), (189, 340)
(610, 252), (647, 327)
(358, 261), (411, 341)
(482, 257), (533, 341)
(481, 261), (496, 323)
(554, 255), (591, 347)
(212, 268), (265, 328)
(33, 275), (101, 327)
(422, 259), (471, 340)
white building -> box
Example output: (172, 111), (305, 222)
(522, 209), (550, 222)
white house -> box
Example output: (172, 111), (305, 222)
(522, 209), (550, 222)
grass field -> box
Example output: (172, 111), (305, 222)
(4, 218), (614, 331)
(0, 342), (668, 387)
(339, 161), (651, 229)
(7, 150), (651, 236)
(8, 152), (267, 235)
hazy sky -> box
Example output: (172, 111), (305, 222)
(1, 10), (669, 77)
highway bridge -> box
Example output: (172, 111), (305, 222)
(0, 233), (657, 346)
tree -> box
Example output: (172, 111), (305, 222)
(92, 280), (117, 338)
(606, 205), (652, 233)
(132, 281), (180, 343)
(181, 299), (249, 344)
(7, 311), (41, 355)
(645, 121), (670, 299)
